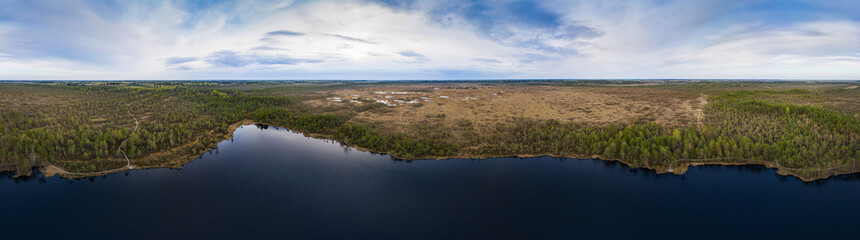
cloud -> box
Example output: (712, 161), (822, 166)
(517, 54), (551, 64)
(0, 0), (859, 80)
(164, 57), (197, 66)
(419, 0), (603, 53)
(206, 51), (250, 67)
(0, 1), (143, 65)
(472, 58), (501, 63)
(369, 0), (416, 9)
(265, 30), (304, 36)
(205, 50), (320, 67)
(252, 46), (289, 51)
(325, 34), (376, 44)
(399, 51), (428, 62)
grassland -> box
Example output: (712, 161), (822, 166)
(1, 80), (858, 181)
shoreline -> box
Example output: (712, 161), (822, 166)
(14, 120), (858, 182)
(38, 119), (256, 179)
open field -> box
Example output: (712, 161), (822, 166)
(1, 80), (859, 181)
(309, 84), (707, 130)
(0, 84), (83, 110)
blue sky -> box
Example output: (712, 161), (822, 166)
(0, 0), (859, 80)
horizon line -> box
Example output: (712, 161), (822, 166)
(2, 79), (859, 82)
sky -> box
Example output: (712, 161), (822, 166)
(0, 0), (859, 80)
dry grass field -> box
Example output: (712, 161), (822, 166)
(309, 84), (708, 133)
(0, 84), (81, 110)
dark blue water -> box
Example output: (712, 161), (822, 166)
(3, 125), (860, 239)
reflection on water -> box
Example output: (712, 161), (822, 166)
(2, 125), (860, 239)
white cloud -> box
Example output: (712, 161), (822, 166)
(536, 0), (860, 79)
(0, 0), (858, 80)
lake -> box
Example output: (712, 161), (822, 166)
(2, 124), (860, 239)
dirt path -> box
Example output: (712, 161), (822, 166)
(120, 110), (138, 169)
(44, 110), (138, 176)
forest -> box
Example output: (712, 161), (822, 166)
(1, 80), (858, 181)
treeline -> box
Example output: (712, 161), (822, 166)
(335, 123), (459, 158)
(250, 108), (348, 134)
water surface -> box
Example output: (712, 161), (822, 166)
(2, 124), (859, 239)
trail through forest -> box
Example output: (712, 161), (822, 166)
(44, 110), (138, 175)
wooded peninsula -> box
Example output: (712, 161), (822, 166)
(1, 80), (858, 181)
